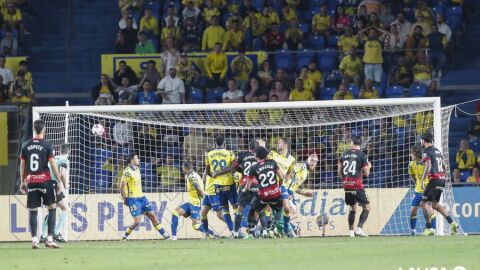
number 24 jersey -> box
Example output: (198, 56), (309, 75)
(339, 149), (369, 190)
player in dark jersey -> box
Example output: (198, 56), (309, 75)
(247, 146), (286, 238)
(232, 140), (258, 238)
(338, 136), (372, 237)
(419, 132), (458, 236)
(19, 119), (63, 249)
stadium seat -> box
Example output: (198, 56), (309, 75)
(308, 0), (326, 9)
(432, 5), (445, 16)
(162, 0), (180, 14)
(298, 24), (309, 33)
(252, 37), (264, 51)
(296, 50), (315, 70)
(320, 170), (336, 183)
(308, 35), (326, 50)
(190, 88), (203, 103)
(460, 171), (471, 182)
(319, 86), (336, 100)
(327, 35), (338, 48)
(274, 50), (293, 71)
(395, 127), (406, 145)
(141, 162), (157, 192)
(386, 85), (405, 98)
(409, 84), (427, 97)
(318, 49), (337, 72)
(304, 10), (317, 22)
(445, 6), (463, 19)
(145, 1), (160, 15)
(251, 0), (264, 11)
(470, 141), (480, 153)
(367, 170), (386, 188)
(348, 84), (360, 98)
(207, 88), (224, 103)
(447, 17), (462, 32)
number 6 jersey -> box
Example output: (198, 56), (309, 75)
(20, 138), (54, 184)
(339, 149), (369, 190)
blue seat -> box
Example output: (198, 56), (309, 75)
(367, 171), (386, 188)
(308, 0), (326, 9)
(320, 170), (336, 183)
(319, 86), (336, 100)
(296, 50), (315, 70)
(251, 0), (264, 10)
(432, 5), (445, 16)
(145, 1), (160, 16)
(348, 84), (360, 98)
(386, 85), (405, 98)
(274, 50), (293, 71)
(460, 171), (471, 182)
(190, 88), (203, 103)
(304, 10), (317, 22)
(162, 0), (180, 14)
(318, 49), (337, 72)
(410, 84), (427, 97)
(207, 88), (224, 103)
(252, 37), (264, 51)
(298, 24), (309, 33)
(141, 162), (157, 191)
(445, 6), (463, 18)
(470, 141), (480, 153)
(395, 127), (406, 144)
(308, 35), (326, 50)
(327, 35), (338, 47)
(447, 17), (462, 32)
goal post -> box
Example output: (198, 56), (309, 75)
(29, 97), (463, 240)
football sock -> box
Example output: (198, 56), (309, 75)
(55, 211), (67, 235)
(201, 217), (209, 234)
(283, 215), (290, 234)
(124, 227), (133, 237)
(234, 213), (242, 232)
(431, 214), (437, 229)
(29, 210), (38, 237)
(171, 212), (179, 237)
(197, 224), (215, 235)
(222, 211), (234, 232)
(154, 223), (166, 235)
(410, 215), (417, 230)
(445, 216), (453, 224)
(47, 209), (56, 236)
(426, 222), (433, 229)
(41, 214), (48, 238)
(358, 209), (369, 228)
(348, 211), (356, 230)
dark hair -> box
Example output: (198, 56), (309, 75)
(60, 143), (70, 155)
(255, 146), (268, 160)
(183, 160), (192, 169)
(148, 60), (156, 65)
(351, 136), (362, 146)
(249, 140), (258, 151)
(411, 145), (422, 158)
(19, 60), (28, 66)
(215, 135), (225, 147)
(143, 79), (152, 85)
(33, 119), (45, 134)
(119, 60), (126, 65)
(126, 153), (137, 164)
(421, 132), (433, 143)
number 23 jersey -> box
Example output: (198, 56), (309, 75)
(339, 149), (369, 190)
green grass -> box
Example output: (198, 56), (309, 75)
(0, 236), (478, 270)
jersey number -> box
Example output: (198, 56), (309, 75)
(212, 159), (227, 171)
(343, 160), (357, 175)
(243, 161), (256, 175)
(30, 154), (39, 172)
(259, 171), (276, 187)
(436, 157), (444, 172)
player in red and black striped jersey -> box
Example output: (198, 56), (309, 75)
(419, 133), (458, 236)
(232, 140), (258, 238)
(338, 136), (372, 237)
(19, 119), (63, 249)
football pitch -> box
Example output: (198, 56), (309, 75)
(0, 236), (478, 270)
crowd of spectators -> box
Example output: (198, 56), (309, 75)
(103, 0), (467, 106)
(453, 110), (480, 185)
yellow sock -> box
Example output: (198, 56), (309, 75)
(192, 223), (201, 230)
(154, 224), (164, 231)
(125, 227), (133, 235)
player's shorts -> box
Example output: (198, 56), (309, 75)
(238, 190), (256, 207)
(27, 181), (56, 208)
(344, 189), (370, 206)
(421, 179), (446, 203)
(280, 185), (289, 200)
(51, 182), (66, 203)
(251, 195), (283, 213)
(126, 196), (152, 217)
(215, 184), (238, 209)
(179, 202), (201, 220)
(411, 191), (423, 207)
(202, 194), (220, 211)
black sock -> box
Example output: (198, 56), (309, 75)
(446, 216), (453, 224)
(201, 218), (209, 234)
(259, 211), (267, 230)
(48, 209), (56, 236)
(247, 208), (256, 230)
(426, 222), (433, 229)
(348, 211), (356, 230)
(234, 213), (242, 232)
(29, 210), (38, 237)
(358, 210), (370, 228)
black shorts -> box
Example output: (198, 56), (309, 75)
(27, 181), (56, 208)
(251, 196), (283, 213)
(238, 190), (256, 207)
(344, 189), (369, 206)
(422, 179), (446, 203)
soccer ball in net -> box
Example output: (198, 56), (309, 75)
(91, 124), (105, 137)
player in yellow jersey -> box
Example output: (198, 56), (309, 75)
(170, 161), (217, 240)
(408, 146), (436, 236)
(203, 135), (236, 237)
(284, 154), (319, 235)
(200, 144), (226, 238)
(120, 154), (169, 240)
(257, 137), (296, 237)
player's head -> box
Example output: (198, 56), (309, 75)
(255, 146), (268, 161)
(182, 160), (193, 174)
(277, 137), (291, 152)
(60, 143), (71, 156)
(351, 136), (362, 147)
(126, 153), (139, 166)
(410, 145), (422, 160)
(215, 135), (225, 148)
(420, 132), (433, 146)
(307, 153), (319, 169)
(248, 139), (258, 151)
(33, 119), (46, 136)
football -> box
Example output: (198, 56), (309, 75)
(316, 213), (329, 227)
(91, 123), (105, 137)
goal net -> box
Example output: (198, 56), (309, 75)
(30, 98), (464, 240)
